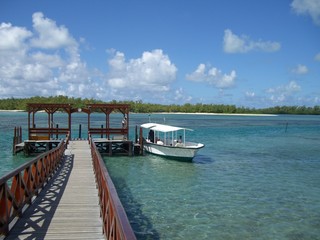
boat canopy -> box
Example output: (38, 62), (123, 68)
(140, 123), (193, 133)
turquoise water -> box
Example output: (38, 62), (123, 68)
(104, 114), (320, 239)
(1, 112), (320, 239)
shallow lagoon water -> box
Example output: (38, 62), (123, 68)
(1, 112), (320, 239)
(104, 114), (320, 239)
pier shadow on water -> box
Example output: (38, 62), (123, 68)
(5, 154), (74, 240)
(113, 177), (161, 240)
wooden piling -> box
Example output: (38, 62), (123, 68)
(13, 126), (23, 155)
(139, 127), (144, 155)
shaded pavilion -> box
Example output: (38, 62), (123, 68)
(27, 103), (130, 140)
(86, 103), (130, 140)
(27, 103), (75, 140)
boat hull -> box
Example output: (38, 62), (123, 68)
(143, 142), (204, 161)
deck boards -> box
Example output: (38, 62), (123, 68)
(6, 140), (105, 240)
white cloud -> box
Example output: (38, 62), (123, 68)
(292, 64), (308, 74)
(291, 0), (320, 25)
(266, 81), (301, 104)
(223, 29), (281, 53)
(186, 63), (236, 88)
(0, 23), (32, 50)
(31, 12), (77, 49)
(245, 91), (255, 98)
(31, 52), (63, 68)
(315, 52), (320, 61)
(0, 12), (180, 103)
(23, 63), (53, 81)
(106, 49), (177, 94)
(174, 88), (192, 102)
(0, 12), (101, 99)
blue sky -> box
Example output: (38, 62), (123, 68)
(0, 0), (319, 108)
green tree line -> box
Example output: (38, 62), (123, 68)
(0, 96), (319, 115)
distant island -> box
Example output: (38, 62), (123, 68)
(0, 96), (319, 115)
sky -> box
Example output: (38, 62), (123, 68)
(0, 0), (319, 108)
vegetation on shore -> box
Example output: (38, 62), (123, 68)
(0, 96), (319, 115)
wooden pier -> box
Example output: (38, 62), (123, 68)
(93, 138), (133, 156)
(3, 140), (136, 239)
(3, 103), (139, 239)
(5, 141), (104, 239)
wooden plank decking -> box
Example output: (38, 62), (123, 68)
(6, 140), (105, 240)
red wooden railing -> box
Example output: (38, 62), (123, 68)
(29, 127), (70, 140)
(0, 134), (69, 236)
(89, 128), (128, 139)
(89, 135), (136, 240)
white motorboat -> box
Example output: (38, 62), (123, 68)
(140, 123), (205, 161)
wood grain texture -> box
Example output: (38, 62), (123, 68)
(6, 141), (105, 240)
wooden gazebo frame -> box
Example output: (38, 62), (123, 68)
(27, 103), (74, 140)
(27, 103), (130, 140)
(86, 103), (130, 140)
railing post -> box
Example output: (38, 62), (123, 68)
(0, 184), (9, 235)
(139, 127), (144, 155)
(19, 127), (22, 143)
(79, 124), (82, 139)
(12, 127), (17, 155)
(56, 124), (59, 139)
